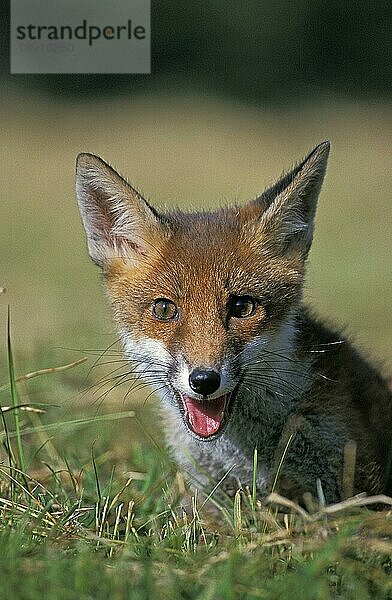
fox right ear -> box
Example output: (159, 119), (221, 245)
(251, 141), (330, 255)
(75, 154), (165, 268)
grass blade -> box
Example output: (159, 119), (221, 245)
(7, 306), (26, 473)
(252, 446), (257, 509)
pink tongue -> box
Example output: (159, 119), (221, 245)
(182, 395), (227, 437)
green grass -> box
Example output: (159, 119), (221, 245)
(0, 320), (391, 599)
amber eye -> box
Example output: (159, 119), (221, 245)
(228, 295), (257, 319)
(152, 298), (178, 321)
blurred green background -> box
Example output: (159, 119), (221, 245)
(0, 1), (391, 383)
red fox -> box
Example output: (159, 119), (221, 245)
(76, 142), (392, 504)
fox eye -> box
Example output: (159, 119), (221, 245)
(228, 295), (257, 319)
(152, 298), (178, 321)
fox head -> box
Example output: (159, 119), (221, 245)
(76, 142), (330, 441)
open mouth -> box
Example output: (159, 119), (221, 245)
(180, 393), (230, 439)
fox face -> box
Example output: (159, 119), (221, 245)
(76, 143), (329, 442)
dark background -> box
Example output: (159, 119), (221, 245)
(2, 1), (391, 103)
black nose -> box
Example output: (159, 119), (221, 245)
(189, 369), (221, 396)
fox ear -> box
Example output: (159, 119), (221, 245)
(76, 154), (165, 267)
(253, 141), (330, 254)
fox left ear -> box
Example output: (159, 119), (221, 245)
(75, 153), (167, 268)
(252, 141), (330, 254)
